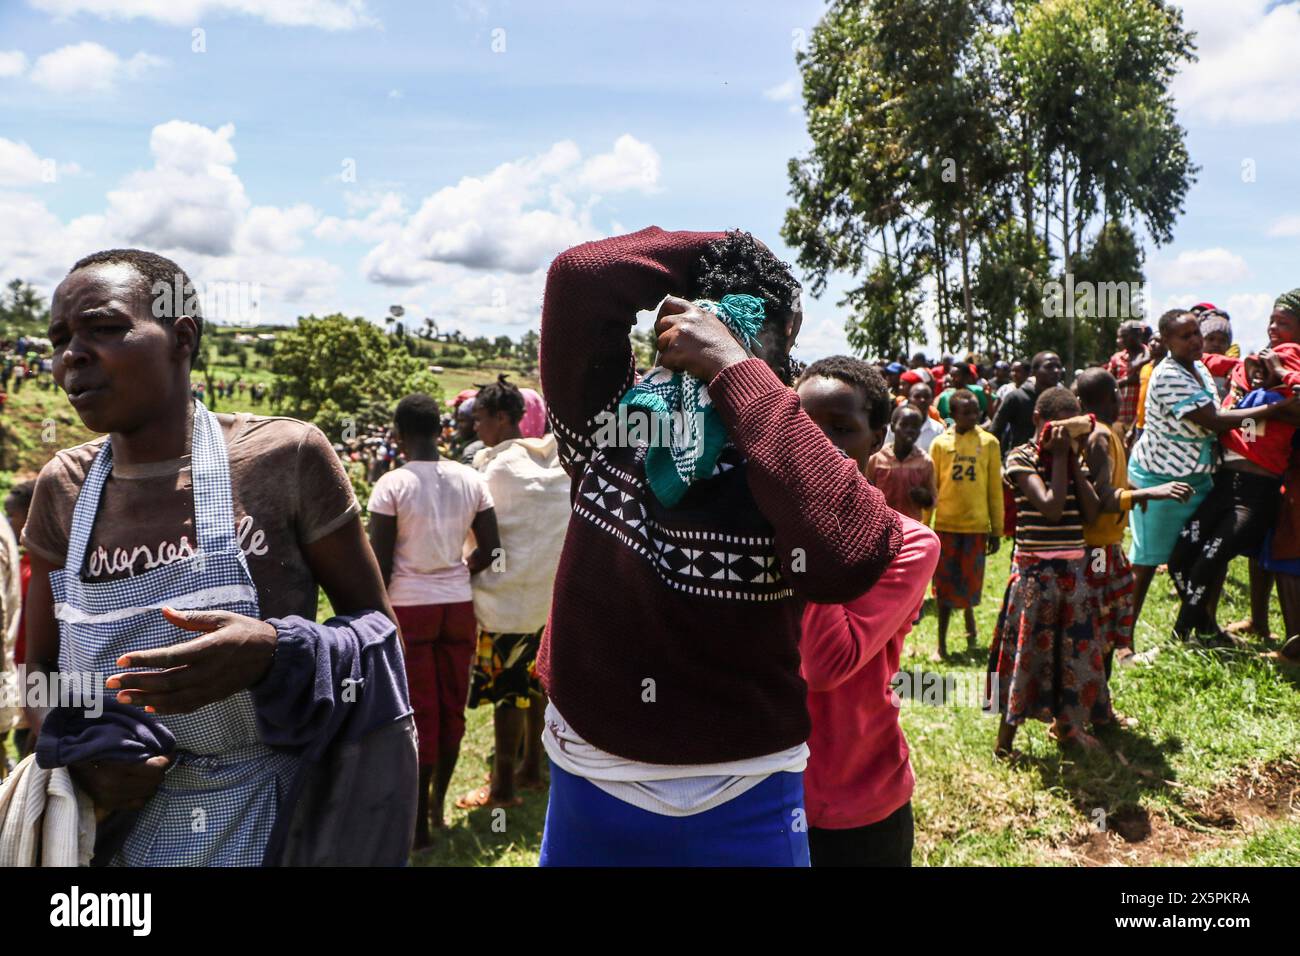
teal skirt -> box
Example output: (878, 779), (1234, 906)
(1127, 463), (1214, 566)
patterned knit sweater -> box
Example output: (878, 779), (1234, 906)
(536, 227), (903, 765)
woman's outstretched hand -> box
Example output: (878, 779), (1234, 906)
(104, 607), (278, 715)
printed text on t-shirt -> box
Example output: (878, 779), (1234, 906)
(87, 514), (269, 577)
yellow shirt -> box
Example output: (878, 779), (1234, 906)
(929, 426), (1004, 534)
(1135, 361), (1154, 429)
(1084, 422), (1127, 547)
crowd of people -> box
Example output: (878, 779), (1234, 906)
(1, 236), (1298, 868)
(189, 378), (271, 408)
(0, 337), (59, 407)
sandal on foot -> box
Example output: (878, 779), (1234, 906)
(1276, 636), (1300, 664)
(455, 785), (523, 811)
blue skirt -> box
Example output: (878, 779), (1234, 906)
(539, 765), (810, 867)
(1258, 530), (1300, 575)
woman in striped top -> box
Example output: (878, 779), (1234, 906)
(988, 387), (1106, 757)
(1128, 309), (1295, 631)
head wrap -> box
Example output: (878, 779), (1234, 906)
(1198, 309), (1232, 341)
(885, 361), (906, 375)
(1275, 289), (1300, 318)
(457, 397), (475, 416)
(519, 387), (547, 438)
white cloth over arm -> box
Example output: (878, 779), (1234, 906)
(0, 754), (95, 866)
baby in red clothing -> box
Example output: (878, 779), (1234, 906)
(1221, 343), (1300, 477)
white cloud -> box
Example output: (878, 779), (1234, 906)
(399, 267), (550, 331)
(1149, 247), (1249, 287)
(0, 126), (661, 334)
(2, 122), (342, 323)
(0, 191), (109, 286)
(238, 203), (320, 254)
(763, 77), (798, 102)
(0, 137), (79, 186)
(1174, 0), (1300, 124)
(29, 42), (163, 94)
(0, 51), (27, 77)
(315, 191), (406, 243)
(1267, 215), (1300, 238)
(578, 134), (661, 194)
(347, 136), (661, 283)
(29, 0), (376, 30)
(105, 121), (248, 256)
(1221, 292), (1275, 351)
(790, 316), (852, 362)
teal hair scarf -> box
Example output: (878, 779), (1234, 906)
(619, 294), (765, 507)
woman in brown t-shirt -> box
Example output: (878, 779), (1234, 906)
(24, 249), (397, 861)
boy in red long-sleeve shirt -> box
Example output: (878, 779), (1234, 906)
(796, 356), (940, 866)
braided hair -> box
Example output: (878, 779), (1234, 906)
(474, 373), (526, 424)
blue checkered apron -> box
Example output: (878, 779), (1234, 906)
(51, 401), (299, 866)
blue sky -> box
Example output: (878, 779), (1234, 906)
(2, 0), (1300, 361)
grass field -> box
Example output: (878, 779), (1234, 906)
(414, 541), (1300, 867)
(3, 377), (1296, 867)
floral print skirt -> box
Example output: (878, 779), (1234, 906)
(986, 555), (1110, 733)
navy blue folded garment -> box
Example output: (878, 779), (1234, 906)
(251, 610), (417, 866)
(34, 698), (177, 770)
(252, 610), (413, 759)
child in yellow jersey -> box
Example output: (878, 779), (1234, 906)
(927, 390), (1003, 659)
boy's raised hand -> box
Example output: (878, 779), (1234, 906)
(1044, 423), (1072, 455)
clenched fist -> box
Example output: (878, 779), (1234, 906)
(653, 296), (751, 382)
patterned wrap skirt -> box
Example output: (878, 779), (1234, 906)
(986, 555), (1110, 732)
(932, 531), (987, 609)
(1083, 543), (1136, 655)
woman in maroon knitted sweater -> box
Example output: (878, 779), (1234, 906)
(536, 228), (903, 866)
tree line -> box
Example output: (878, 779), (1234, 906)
(783, 0), (1196, 369)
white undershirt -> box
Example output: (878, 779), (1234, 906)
(542, 701), (808, 817)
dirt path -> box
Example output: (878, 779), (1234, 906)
(1060, 760), (1300, 865)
